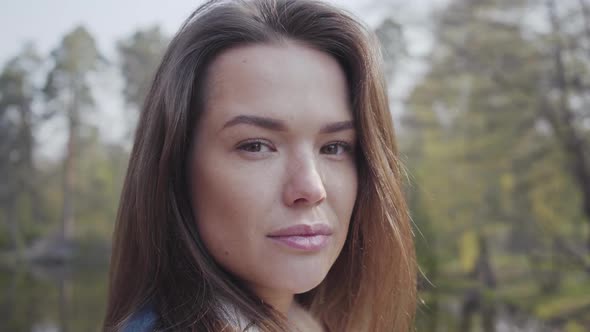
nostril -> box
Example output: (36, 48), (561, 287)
(283, 162), (327, 206)
(294, 198), (307, 205)
(293, 196), (324, 206)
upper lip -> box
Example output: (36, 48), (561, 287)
(267, 223), (333, 237)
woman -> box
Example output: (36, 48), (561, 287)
(103, 0), (416, 331)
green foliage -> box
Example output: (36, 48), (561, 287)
(117, 26), (169, 111)
(0, 44), (42, 253)
(459, 231), (479, 273)
(44, 26), (101, 105)
(404, 0), (590, 328)
(74, 129), (128, 239)
(565, 321), (587, 332)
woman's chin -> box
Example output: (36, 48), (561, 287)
(274, 269), (329, 295)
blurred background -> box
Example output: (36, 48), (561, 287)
(1, 0), (589, 331)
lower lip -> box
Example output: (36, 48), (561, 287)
(268, 235), (330, 251)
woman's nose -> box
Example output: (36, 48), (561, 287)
(283, 157), (327, 207)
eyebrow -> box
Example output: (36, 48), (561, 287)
(319, 120), (354, 134)
(222, 115), (287, 131)
(222, 115), (354, 134)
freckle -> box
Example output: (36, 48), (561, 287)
(224, 250), (229, 256)
(241, 58), (247, 64)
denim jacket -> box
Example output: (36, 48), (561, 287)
(122, 302), (258, 331)
(123, 305), (157, 332)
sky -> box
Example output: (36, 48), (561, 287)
(0, 0), (445, 63)
(0, 0), (447, 159)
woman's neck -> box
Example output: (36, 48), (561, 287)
(249, 285), (294, 314)
(247, 286), (324, 331)
(287, 302), (325, 332)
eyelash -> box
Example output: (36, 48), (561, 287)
(320, 141), (353, 156)
(236, 139), (353, 156)
(236, 139), (276, 153)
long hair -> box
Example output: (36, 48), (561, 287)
(104, 0), (416, 331)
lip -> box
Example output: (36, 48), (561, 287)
(267, 224), (333, 251)
(267, 224), (333, 237)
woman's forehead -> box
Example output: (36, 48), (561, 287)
(202, 41), (353, 129)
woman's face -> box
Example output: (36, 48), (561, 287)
(188, 40), (358, 308)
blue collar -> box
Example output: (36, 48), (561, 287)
(123, 305), (157, 332)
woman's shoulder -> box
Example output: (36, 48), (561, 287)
(122, 305), (158, 332)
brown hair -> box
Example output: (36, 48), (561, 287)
(104, 0), (416, 331)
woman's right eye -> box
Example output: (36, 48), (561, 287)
(236, 140), (275, 153)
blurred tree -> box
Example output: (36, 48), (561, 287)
(375, 17), (406, 82)
(0, 44), (42, 254)
(117, 26), (168, 113)
(43, 26), (103, 242)
(404, 0), (590, 301)
(543, 0), (590, 251)
(74, 127), (128, 242)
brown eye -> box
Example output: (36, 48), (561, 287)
(242, 142), (262, 152)
(320, 142), (351, 155)
(321, 143), (338, 155)
(236, 140), (275, 153)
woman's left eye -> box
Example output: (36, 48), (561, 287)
(320, 142), (352, 156)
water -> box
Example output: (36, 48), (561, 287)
(0, 264), (107, 332)
(0, 265), (559, 332)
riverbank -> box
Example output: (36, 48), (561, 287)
(419, 253), (590, 331)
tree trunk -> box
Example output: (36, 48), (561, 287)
(61, 89), (79, 241)
(19, 100), (41, 225)
(475, 235), (496, 289)
(4, 196), (23, 257)
(578, 0), (590, 45)
(546, 0), (590, 251)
